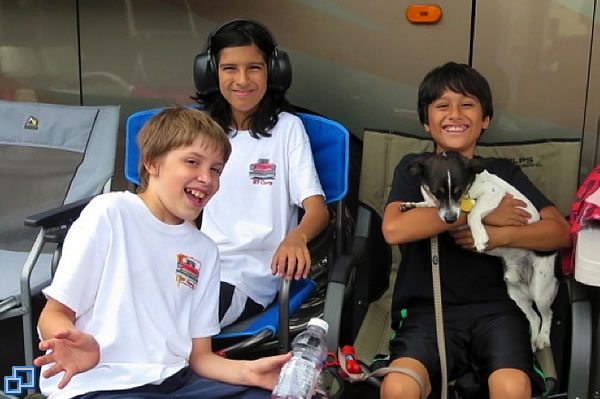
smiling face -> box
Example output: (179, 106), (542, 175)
(425, 89), (490, 158)
(217, 44), (268, 130)
(139, 136), (224, 225)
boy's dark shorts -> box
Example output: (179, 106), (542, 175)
(389, 301), (545, 398)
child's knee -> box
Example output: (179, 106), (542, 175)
(380, 359), (430, 399)
(380, 375), (421, 399)
(488, 368), (531, 399)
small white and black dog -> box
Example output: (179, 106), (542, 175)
(404, 151), (557, 351)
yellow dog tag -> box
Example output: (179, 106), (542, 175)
(460, 197), (475, 212)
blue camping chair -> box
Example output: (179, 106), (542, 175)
(125, 108), (350, 355)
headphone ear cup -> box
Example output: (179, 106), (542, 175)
(268, 49), (292, 92)
(193, 52), (219, 96)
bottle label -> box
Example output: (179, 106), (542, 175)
(273, 356), (320, 398)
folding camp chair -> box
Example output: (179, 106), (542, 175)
(125, 108), (350, 356)
(0, 100), (120, 383)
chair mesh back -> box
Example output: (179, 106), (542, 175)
(0, 101), (101, 252)
(0, 146), (83, 251)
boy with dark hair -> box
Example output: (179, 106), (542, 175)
(34, 107), (291, 399)
(380, 62), (570, 399)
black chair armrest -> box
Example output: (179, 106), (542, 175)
(24, 196), (95, 229)
(324, 205), (373, 352)
(328, 206), (370, 285)
(24, 196), (95, 244)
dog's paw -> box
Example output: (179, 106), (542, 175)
(474, 242), (487, 252)
(534, 331), (551, 351)
(400, 203), (412, 212)
(504, 269), (521, 284)
(529, 333), (539, 353)
(471, 232), (488, 252)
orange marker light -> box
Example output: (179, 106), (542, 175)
(406, 5), (442, 24)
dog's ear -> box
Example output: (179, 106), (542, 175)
(409, 157), (426, 177)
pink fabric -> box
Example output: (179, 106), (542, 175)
(563, 164), (600, 275)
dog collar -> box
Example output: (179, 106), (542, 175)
(460, 196), (475, 212)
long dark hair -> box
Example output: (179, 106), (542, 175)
(194, 21), (294, 138)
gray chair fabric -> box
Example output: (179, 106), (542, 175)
(0, 100), (119, 370)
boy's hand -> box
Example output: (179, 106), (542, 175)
(34, 329), (100, 389)
(245, 352), (292, 390)
(483, 194), (531, 226)
(451, 225), (508, 252)
(271, 231), (311, 280)
(450, 228), (476, 251)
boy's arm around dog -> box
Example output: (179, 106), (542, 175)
(383, 200), (469, 245)
(382, 156), (469, 245)
(453, 165), (570, 252)
(479, 161), (571, 251)
(476, 205), (570, 251)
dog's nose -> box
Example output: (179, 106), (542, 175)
(444, 214), (457, 224)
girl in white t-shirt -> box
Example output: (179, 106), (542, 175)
(194, 19), (329, 327)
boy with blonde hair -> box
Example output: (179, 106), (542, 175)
(34, 108), (290, 399)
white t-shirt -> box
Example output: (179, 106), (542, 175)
(201, 112), (324, 307)
(40, 191), (220, 399)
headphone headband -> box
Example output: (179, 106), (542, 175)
(194, 18), (292, 97)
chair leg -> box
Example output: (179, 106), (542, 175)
(20, 230), (46, 395)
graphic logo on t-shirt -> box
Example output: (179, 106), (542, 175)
(249, 158), (276, 185)
(175, 254), (200, 289)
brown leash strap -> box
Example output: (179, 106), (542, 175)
(400, 203), (449, 397)
(337, 348), (426, 399)
(431, 235), (448, 399)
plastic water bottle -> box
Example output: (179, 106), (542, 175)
(271, 317), (329, 399)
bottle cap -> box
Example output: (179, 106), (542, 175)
(308, 317), (329, 334)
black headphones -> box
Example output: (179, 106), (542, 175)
(193, 19), (292, 97)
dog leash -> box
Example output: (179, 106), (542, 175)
(401, 201), (449, 398)
(431, 235), (449, 399)
(335, 347), (427, 399)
